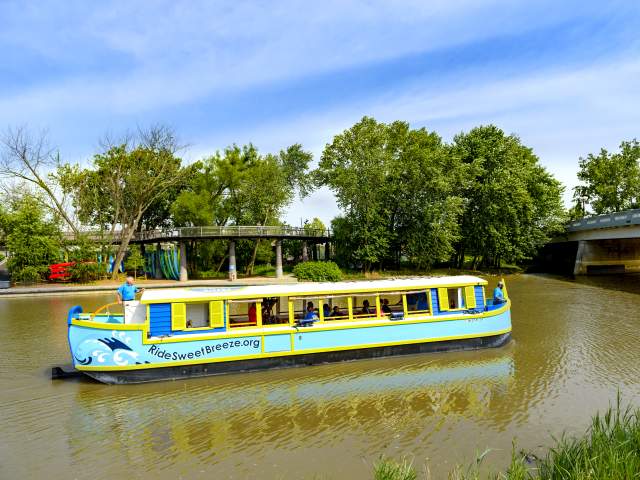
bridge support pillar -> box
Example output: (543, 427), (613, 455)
(573, 240), (587, 275)
(179, 242), (188, 282)
(302, 241), (309, 262)
(275, 240), (283, 278)
(154, 243), (162, 279)
(228, 240), (237, 281)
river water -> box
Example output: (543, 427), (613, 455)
(2, 274), (640, 479)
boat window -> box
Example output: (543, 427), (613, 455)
(404, 290), (430, 316)
(351, 293), (377, 319)
(378, 293), (404, 317)
(261, 297), (290, 326)
(185, 303), (209, 328)
(323, 295), (350, 321)
(447, 288), (464, 309)
(291, 296), (323, 322)
(228, 299), (261, 328)
(437, 286), (477, 311)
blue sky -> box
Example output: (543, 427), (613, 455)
(1, 1), (639, 225)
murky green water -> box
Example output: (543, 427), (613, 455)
(2, 274), (640, 479)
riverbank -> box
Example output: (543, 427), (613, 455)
(373, 398), (639, 479)
(0, 266), (519, 297)
(0, 275), (299, 297)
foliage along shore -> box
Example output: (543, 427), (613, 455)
(1, 119), (636, 285)
(373, 398), (640, 479)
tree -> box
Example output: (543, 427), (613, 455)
(573, 139), (640, 214)
(237, 145), (313, 274)
(317, 117), (462, 271)
(0, 126), (79, 234)
(125, 245), (145, 279)
(171, 143), (312, 275)
(171, 144), (258, 227)
(1, 193), (61, 282)
(451, 125), (565, 268)
(61, 126), (192, 279)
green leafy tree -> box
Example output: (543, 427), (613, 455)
(238, 145), (313, 274)
(574, 139), (640, 214)
(451, 125), (565, 268)
(317, 117), (462, 271)
(125, 245), (145, 279)
(171, 144), (258, 227)
(171, 143), (312, 275)
(1, 194), (61, 282)
(60, 126), (192, 279)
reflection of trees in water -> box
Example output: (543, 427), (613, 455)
(68, 350), (515, 466)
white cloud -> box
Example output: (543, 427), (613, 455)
(0, 0), (606, 121)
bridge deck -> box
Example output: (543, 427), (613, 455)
(567, 209), (640, 232)
(62, 225), (333, 244)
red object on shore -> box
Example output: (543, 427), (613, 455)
(49, 262), (75, 281)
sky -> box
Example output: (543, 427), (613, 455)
(1, 1), (639, 226)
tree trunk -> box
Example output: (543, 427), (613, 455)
(215, 254), (228, 273)
(246, 239), (260, 275)
(110, 213), (143, 280)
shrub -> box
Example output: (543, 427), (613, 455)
(12, 265), (47, 284)
(67, 262), (105, 283)
(293, 261), (342, 282)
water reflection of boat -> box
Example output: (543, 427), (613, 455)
(68, 347), (515, 460)
(66, 276), (512, 384)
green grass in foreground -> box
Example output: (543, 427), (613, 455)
(374, 397), (640, 479)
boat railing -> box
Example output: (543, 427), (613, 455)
(87, 302), (124, 322)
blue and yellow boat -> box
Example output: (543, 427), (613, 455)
(66, 276), (511, 384)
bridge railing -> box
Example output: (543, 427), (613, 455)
(61, 225), (333, 243)
(567, 209), (640, 232)
(134, 225), (332, 241)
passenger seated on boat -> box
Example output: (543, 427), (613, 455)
(330, 305), (342, 317)
(323, 303), (331, 317)
(361, 299), (372, 315)
(381, 298), (392, 315)
(449, 298), (456, 309)
(248, 302), (257, 324)
(416, 293), (429, 311)
(493, 281), (506, 305)
(406, 293), (418, 311)
(304, 305), (319, 321)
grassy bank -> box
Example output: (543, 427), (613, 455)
(374, 399), (640, 479)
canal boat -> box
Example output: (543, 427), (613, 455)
(66, 276), (511, 384)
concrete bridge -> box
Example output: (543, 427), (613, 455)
(541, 209), (640, 275)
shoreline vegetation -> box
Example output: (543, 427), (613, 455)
(3, 264), (521, 292)
(373, 398), (639, 480)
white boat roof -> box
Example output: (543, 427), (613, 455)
(141, 275), (487, 304)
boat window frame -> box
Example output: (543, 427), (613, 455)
(402, 289), (432, 317)
(227, 299), (262, 328)
(437, 285), (476, 312)
(350, 293), (379, 320)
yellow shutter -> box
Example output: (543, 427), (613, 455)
(437, 288), (449, 311)
(464, 286), (476, 309)
(171, 303), (186, 330)
(209, 301), (225, 328)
